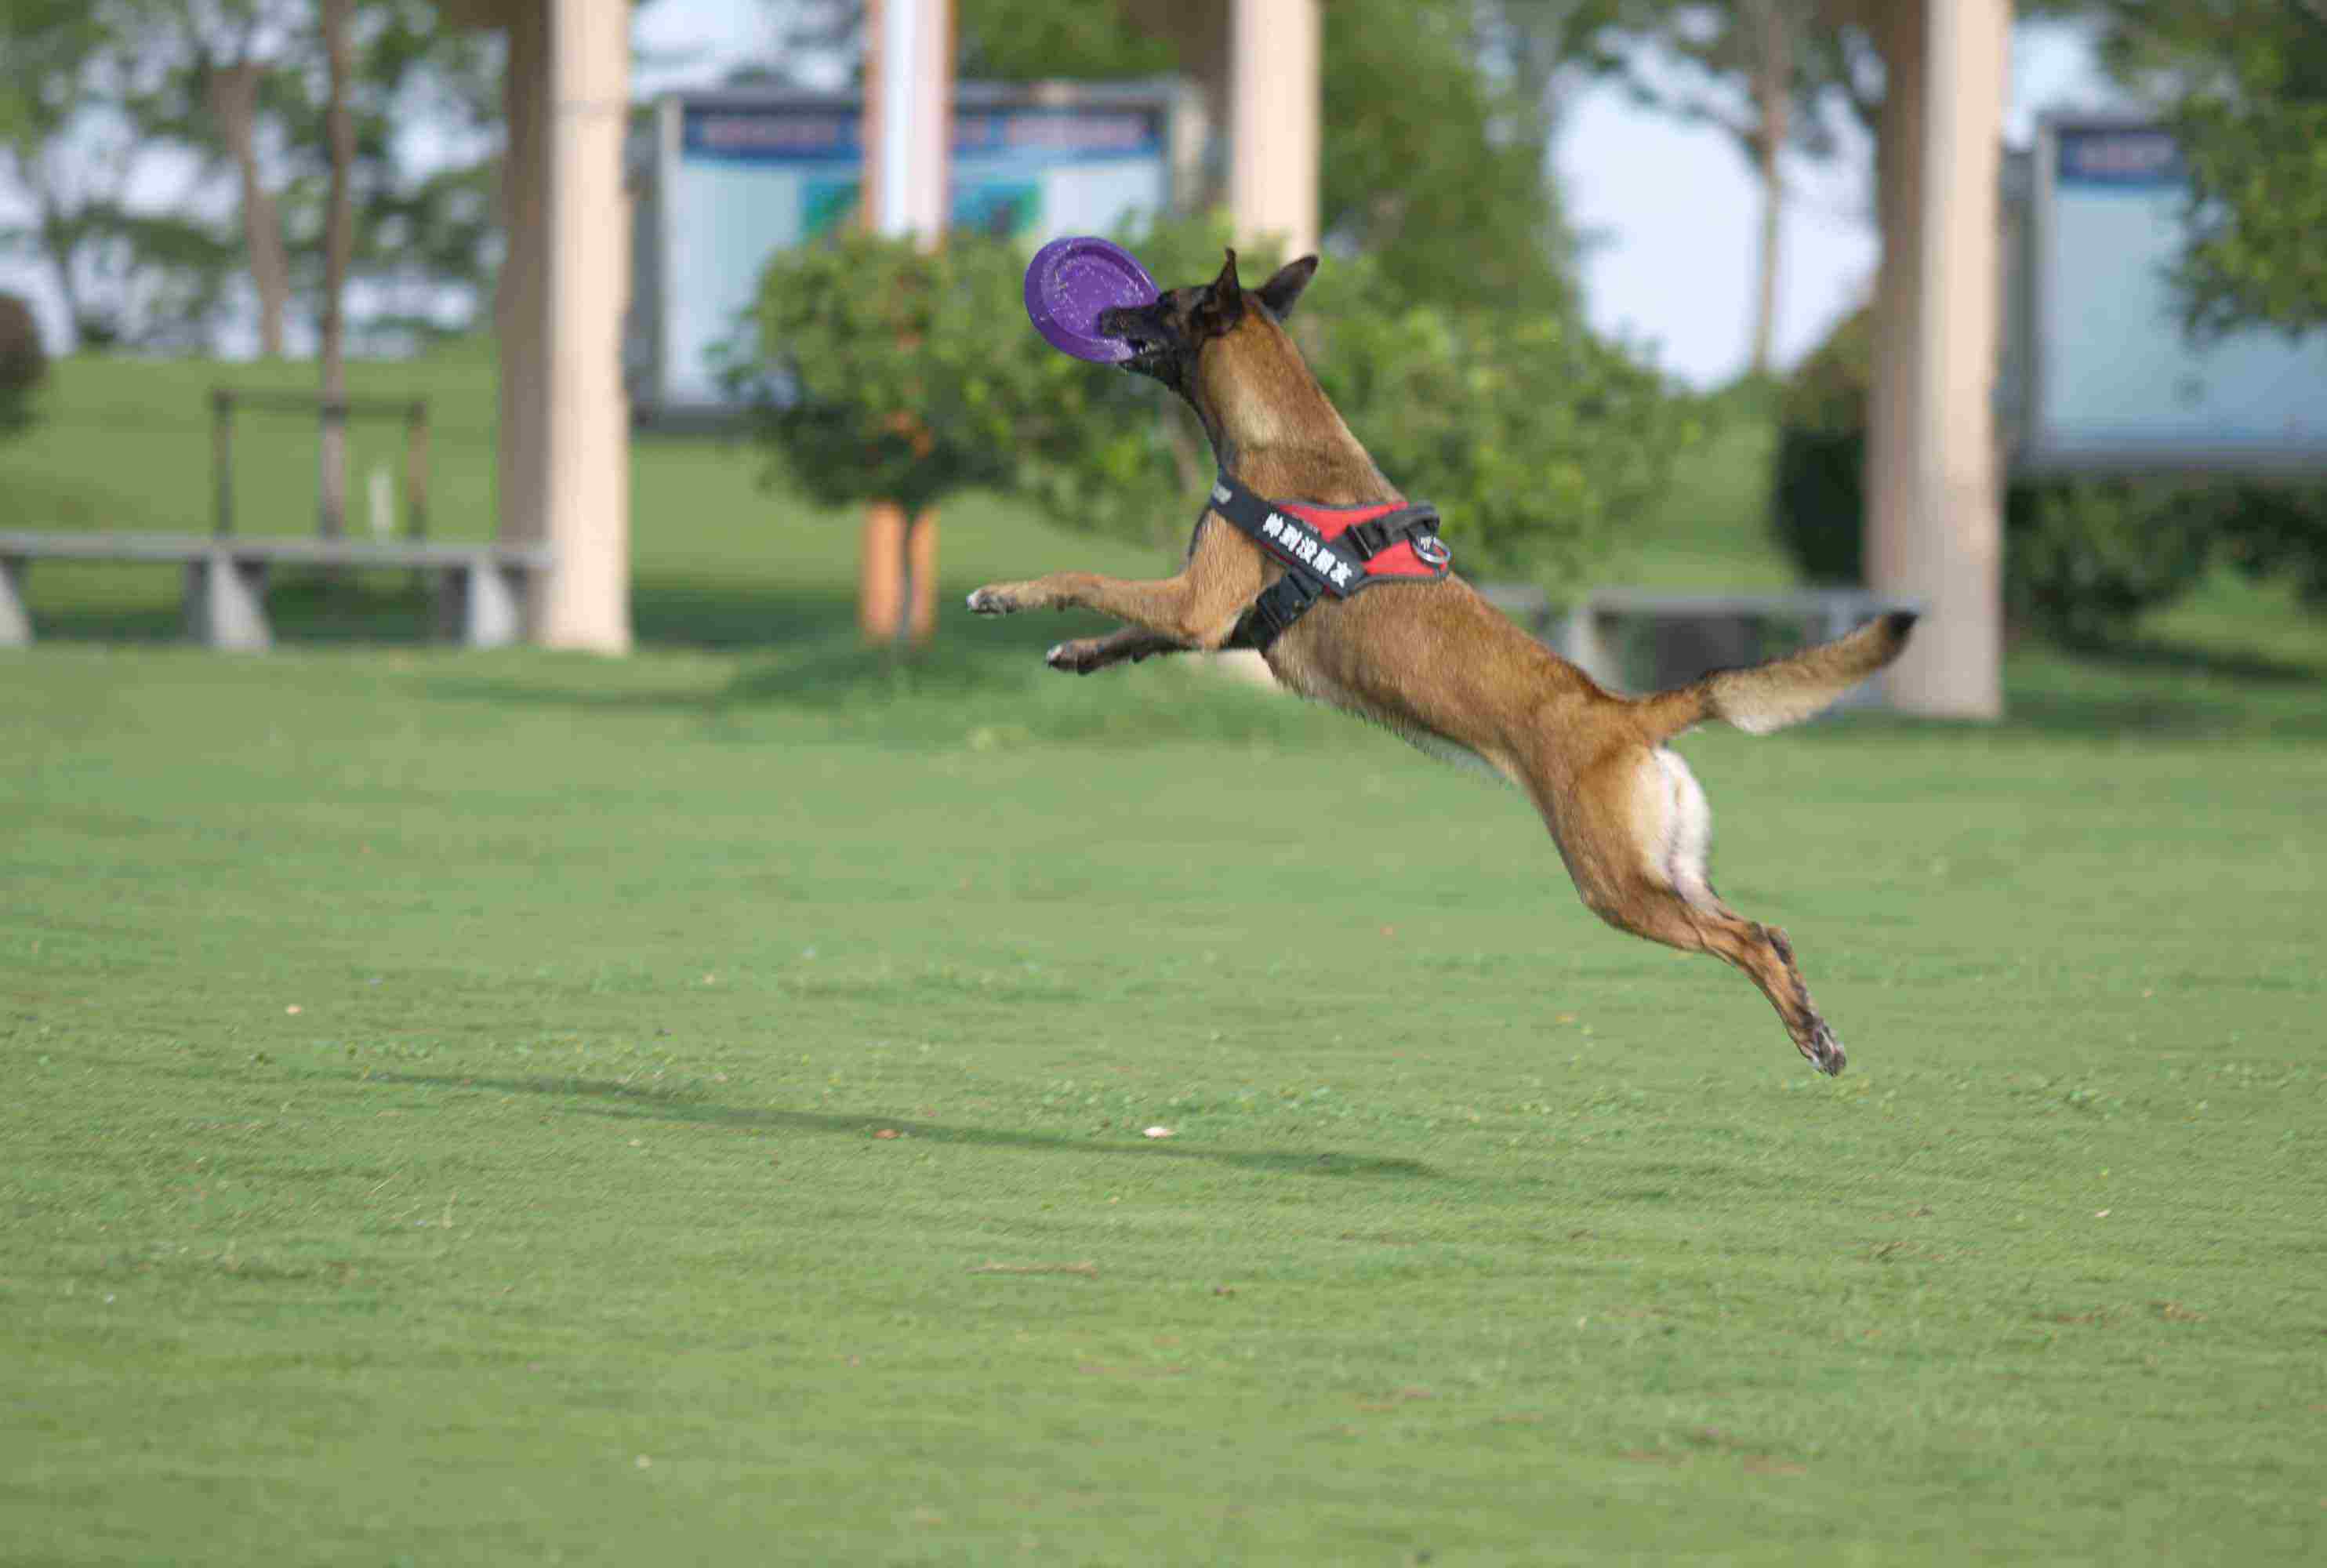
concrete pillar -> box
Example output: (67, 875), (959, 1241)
(1865, 0), (2007, 718)
(535, 0), (633, 652)
(864, 0), (952, 245)
(1228, 0), (1320, 256)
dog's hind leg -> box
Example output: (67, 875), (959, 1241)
(1044, 626), (1191, 675)
(1537, 744), (1847, 1075)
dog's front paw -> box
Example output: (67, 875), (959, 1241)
(966, 586), (1015, 616)
(1045, 639), (1102, 674)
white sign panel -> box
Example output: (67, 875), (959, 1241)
(2024, 118), (2327, 472)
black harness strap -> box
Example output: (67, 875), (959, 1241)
(1203, 471), (1450, 650)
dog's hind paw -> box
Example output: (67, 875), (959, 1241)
(1802, 1022), (1846, 1076)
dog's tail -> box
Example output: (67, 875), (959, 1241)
(1635, 611), (1918, 742)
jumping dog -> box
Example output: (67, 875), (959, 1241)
(969, 252), (1915, 1074)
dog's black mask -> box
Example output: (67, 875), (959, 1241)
(1096, 249), (1319, 394)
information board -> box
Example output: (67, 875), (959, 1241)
(2020, 116), (2327, 473)
(630, 85), (1175, 413)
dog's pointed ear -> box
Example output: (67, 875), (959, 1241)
(1193, 247), (1246, 336)
(1210, 247), (1243, 302)
(1258, 256), (1319, 319)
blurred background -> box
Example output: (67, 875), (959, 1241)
(3, 0), (2325, 723)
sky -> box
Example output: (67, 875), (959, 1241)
(2, 4), (2127, 385)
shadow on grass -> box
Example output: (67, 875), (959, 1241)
(416, 580), (1114, 711)
(361, 1070), (1439, 1180)
(2063, 634), (2323, 685)
(25, 572), (456, 646)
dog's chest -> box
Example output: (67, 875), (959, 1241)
(1265, 648), (1500, 781)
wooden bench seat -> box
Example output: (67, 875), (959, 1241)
(0, 534), (554, 652)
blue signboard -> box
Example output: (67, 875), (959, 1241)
(632, 89), (1176, 411)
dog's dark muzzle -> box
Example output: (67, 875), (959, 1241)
(1097, 304), (1173, 373)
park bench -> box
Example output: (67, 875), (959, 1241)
(0, 533), (553, 652)
(1479, 584), (1920, 713)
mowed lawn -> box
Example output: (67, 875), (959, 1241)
(3, 349), (2325, 1564)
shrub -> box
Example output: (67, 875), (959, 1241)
(1294, 254), (1689, 593)
(0, 292), (45, 438)
(2216, 483), (2327, 609)
(731, 212), (1691, 597)
(2003, 479), (2220, 644)
(1769, 307), (1871, 586)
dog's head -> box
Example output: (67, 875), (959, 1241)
(1096, 249), (1319, 412)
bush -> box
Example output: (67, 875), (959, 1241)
(2003, 480), (2220, 644)
(1768, 307), (2272, 642)
(1294, 254), (1689, 593)
(1769, 307), (1871, 586)
(730, 212), (1692, 597)
(2216, 484), (2327, 609)
(0, 292), (45, 437)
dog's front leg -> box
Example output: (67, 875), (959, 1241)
(969, 523), (1265, 651)
(1044, 626), (1190, 675)
(967, 571), (1244, 647)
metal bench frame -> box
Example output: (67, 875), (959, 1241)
(0, 534), (554, 652)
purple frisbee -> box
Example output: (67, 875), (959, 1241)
(1024, 236), (1161, 364)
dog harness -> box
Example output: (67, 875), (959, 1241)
(1204, 470), (1453, 649)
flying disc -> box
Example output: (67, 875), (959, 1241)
(1024, 236), (1160, 363)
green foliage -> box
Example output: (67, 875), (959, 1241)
(0, 292), (44, 437)
(1319, 0), (1577, 316)
(2002, 478), (2220, 645)
(957, 0), (1174, 80)
(957, 0), (1581, 316)
(732, 228), (1080, 516)
(2215, 481), (2327, 609)
(1294, 253), (1690, 593)
(1769, 304), (1871, 585)
(2093, 0), (2327, 337)
(733, 212), (1686, 593)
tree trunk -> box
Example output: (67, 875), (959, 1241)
(859, 503), (906, 644)
(34, 189), (89, 346)
(1747, 0), (1791, 379)
(859, 502), (940, 651)
(317, 0), (356, 542)
(206, 62), (291, 361)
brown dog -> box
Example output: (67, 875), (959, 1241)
(970, 251), (1914, 1074)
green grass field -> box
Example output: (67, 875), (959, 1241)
(4, 348), (2325, 1564)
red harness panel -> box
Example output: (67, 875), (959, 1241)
(1277, 500), (1445, 582)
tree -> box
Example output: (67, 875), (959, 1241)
(1573, 1), (1881, 379)
(0, 292), (45, 437)
(782, 0), (1588, 313)
(312, 0), (354, 542)
(2089, 0), (2327, 337)
(120, 0), (507, 358)
(0, 1), (239, 350)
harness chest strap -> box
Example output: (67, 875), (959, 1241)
(1203, 471), (1453, 648)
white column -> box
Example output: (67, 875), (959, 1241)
(535, 0), (632, 652)
(1868, 0), (2008, 718)
(1228, 0), (1320, 256)
(865, 0), (952, 247)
